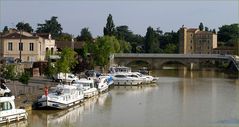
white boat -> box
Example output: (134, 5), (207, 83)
(73, 78), (98, 98)
(37, 85), (84, 109)
(0, 96), (27, 124)
(99, 75), (114, 86)
(131, 72), (154, 84)
(96, 77), (109, 93)
(112, 73), (142, 85)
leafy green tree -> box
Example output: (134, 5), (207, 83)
(159, 31), (179, 53)
(115, 25), (133, 40)
(103, 14), (116, 36)
(1, 64), (19, 95)
(18, 71), (30, 85)
(2, 26), (8, 34)
(16, 22), (33, 33)
(144, 27), (160, 53)
(218, 24), (239, 46)
(56, 48), (77, 75)
(119, 40), (132, 53)
(163, 43), (177, 53)
(36, 16), (63, 38)
(76, 28), (93, 42)
(2, 64), (18, 81)
(56, 33), (72, 41)
(235, 39), (239, 55)
(44, 59), (57, 79)
(199, 22), (204, 31)
(90, 36), (120, 67)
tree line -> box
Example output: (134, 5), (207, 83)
(2, 14), (238, 73)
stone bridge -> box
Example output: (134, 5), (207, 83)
(111, 53), (239, 71)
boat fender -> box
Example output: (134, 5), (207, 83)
(16, 116), (20, 121)
(7, 118), (10, 123)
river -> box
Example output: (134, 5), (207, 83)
(5, 69), (239, 127)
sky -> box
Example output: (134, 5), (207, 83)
(0, 0), (238, 37)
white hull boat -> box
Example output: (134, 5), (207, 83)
(37, 85), (84, 109)
(0, 96), (27, 124)
(112, 73), (142, 85)
(73, 78), (98, 98)
(96, 77), (109, 93)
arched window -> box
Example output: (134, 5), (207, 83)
(51, 48), (54, 55)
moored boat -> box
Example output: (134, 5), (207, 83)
(95, 77), (109, 93)
(37, 85), (84, 109)
(112, 73), (142, 85)
(0, 96), (27, 124)
(73, 78), (98, 98)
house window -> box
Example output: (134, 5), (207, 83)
(29, 43), (34, 51)
(19, 43), (23, 51)
(8, 42), (13, 51)
(208, 46), (210, 49)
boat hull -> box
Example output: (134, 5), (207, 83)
(37, 96), (84, 110)
(0, 109), (27, 124)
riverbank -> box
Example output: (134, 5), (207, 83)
(6, 76), (56, 110)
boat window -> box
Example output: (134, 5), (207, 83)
(0, 102), (12, 111)
(115, 75), (125, 78)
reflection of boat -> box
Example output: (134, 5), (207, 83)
(73, 79), (98, 98)
(0, 120), (28, 127)
(37, 85), (84, 109)
(46, 105), (84, 126)
(0, 96), (28, 124)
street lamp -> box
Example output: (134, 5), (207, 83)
(19, 29), (22, 62)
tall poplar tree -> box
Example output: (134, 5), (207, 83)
(103, 14), (116, 36)
(199, 22), (204, 31)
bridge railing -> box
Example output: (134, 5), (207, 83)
(113, 53), (230, 59)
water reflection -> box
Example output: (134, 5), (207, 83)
(0, 120), (28, 127)
(28, 92), (111, 127)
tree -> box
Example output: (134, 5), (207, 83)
(2, 26), (8, 34)
(76, 28), (93, 42)
(55, 48), (77, 75)
(56, 33), (72, 41)
(119, 40), (132, 53)
(163, 43), (177, 53)
(36, 16), (63, 38)
(90, 36), (120, 67)
(218, 24), (239, 46)
(235, 39), (239, 55)
(205, 27), (209, 31)
(16, 22), (33, 33)
(18, 71), (30, 85)
(1, 64), (19, 95)
(103, 14), (116, 36)
(144, 27), (160, 53)
(212, 29), (216, 34)
(44, 59), (57, 79)
(199, 22), (204, 31)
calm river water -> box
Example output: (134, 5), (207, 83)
(6, 69), (239, 127)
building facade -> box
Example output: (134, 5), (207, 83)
(0, 30), (56, 62)
(179, 26), (217, 54)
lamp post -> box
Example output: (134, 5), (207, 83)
(19, 30), (22, 62)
